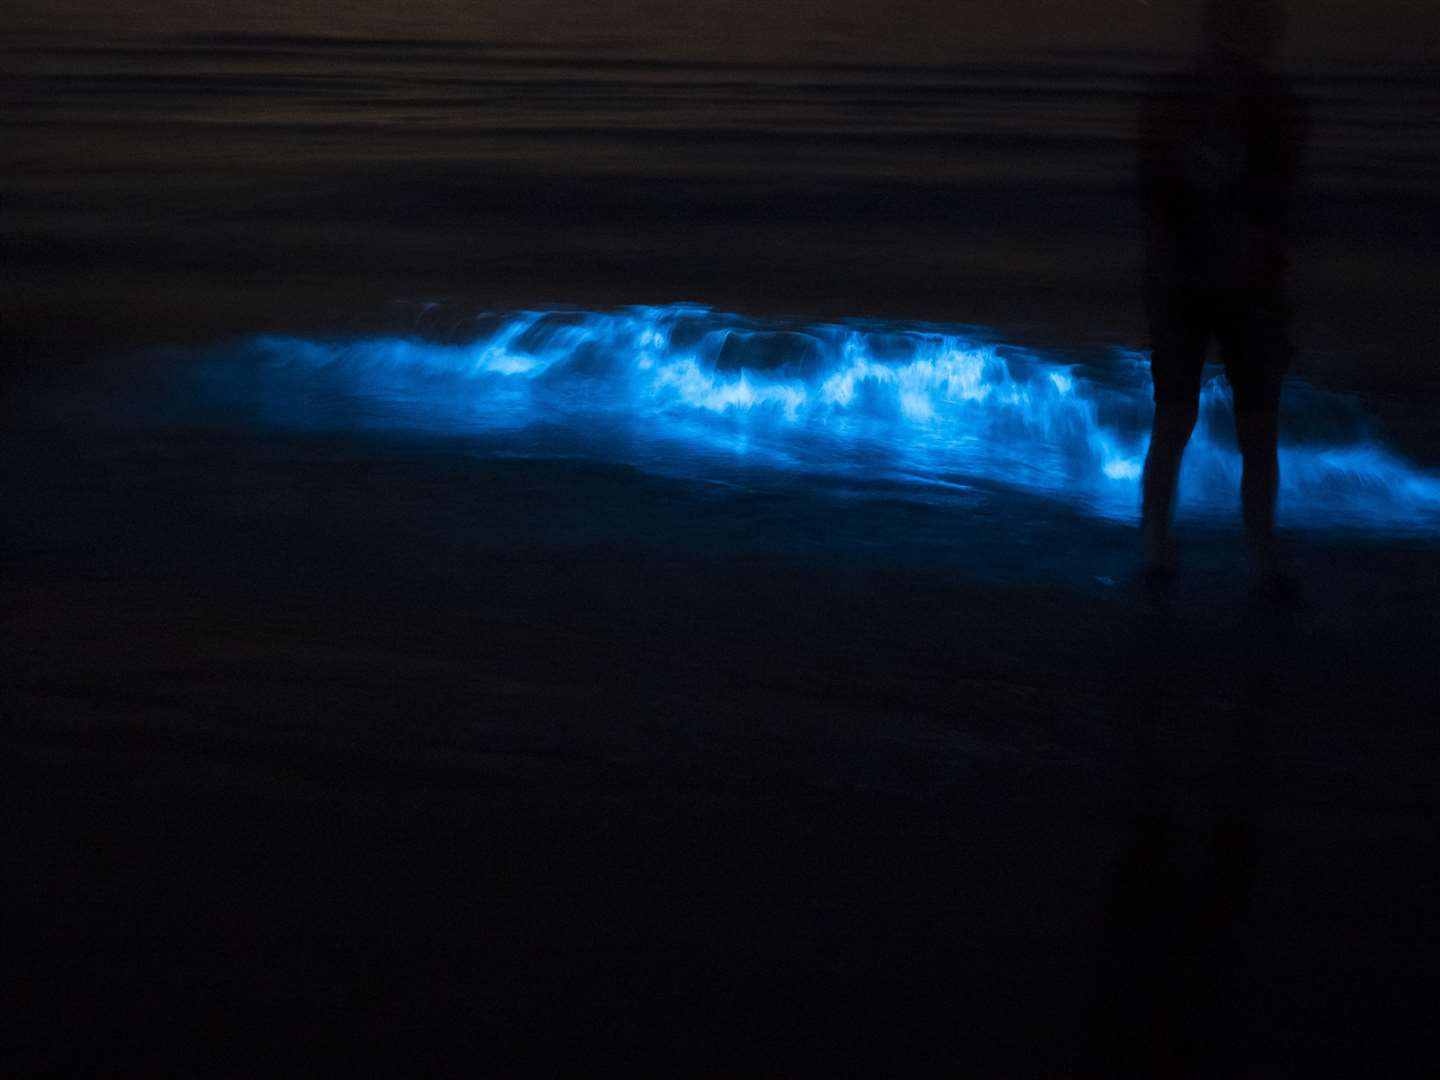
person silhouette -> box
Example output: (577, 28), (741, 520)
(1137, 0), (1307, 597)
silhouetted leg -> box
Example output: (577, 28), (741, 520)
(1235, 409), (1280, 579)
(1141, 398), (1198, 573)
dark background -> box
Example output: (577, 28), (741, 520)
(5, 2), (1439, 1075)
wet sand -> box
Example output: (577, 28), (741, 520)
(4, 425), (1437, 1074)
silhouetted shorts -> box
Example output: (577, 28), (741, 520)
(1146, 285), (1291, 415)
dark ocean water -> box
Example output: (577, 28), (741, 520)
(5, 26), (1439, 511)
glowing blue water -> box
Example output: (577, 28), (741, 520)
(195, 304), (1439, 532)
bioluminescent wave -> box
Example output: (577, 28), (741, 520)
(189, 304), (1439, 532)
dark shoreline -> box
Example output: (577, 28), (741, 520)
(5, 425), (1437, 1073)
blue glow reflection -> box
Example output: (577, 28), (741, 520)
(206, 304), (1439, 532)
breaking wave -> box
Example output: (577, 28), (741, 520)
(187, 304), (1439, 531)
